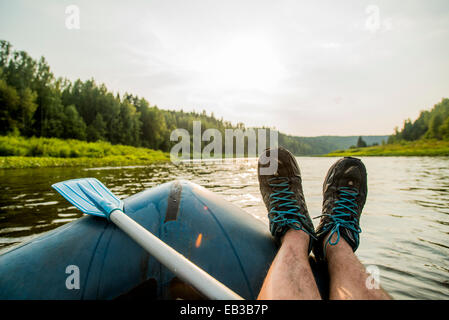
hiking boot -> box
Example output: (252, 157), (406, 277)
(313, 157), (367, 260)
(258, 147), (316, 252)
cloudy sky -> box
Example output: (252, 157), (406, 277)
(1, 0), (448, 136)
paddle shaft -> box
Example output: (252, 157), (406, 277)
(109, 209), (244, 300)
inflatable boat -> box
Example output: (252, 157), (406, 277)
(0, 180), (328, 299)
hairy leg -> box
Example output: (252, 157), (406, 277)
(258, 230), (321, 300)
(325, 234), (391, 300)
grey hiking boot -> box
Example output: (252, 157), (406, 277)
(257, 147), (316, 252)
(313, 157), (367, 260)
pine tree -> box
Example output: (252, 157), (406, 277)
(356, 136), (367, 148)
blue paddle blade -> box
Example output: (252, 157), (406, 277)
(52, 178), (124, 219)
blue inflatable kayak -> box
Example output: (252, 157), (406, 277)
(0, 180), (328, 299)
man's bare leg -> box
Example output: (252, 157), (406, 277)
(325, 233), (391, 300)
(258, 230), (321, 300)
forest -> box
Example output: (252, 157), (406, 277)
(388, 98), (449, 143)
(327, 98), (449, 157)
(0, 40), (387, 157)
(0, 40), (238, 151)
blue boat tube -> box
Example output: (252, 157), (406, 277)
(0, 180), (328, 299)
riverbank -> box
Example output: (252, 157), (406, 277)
(0, 155), (170, 169)
(0, 136), (170, 169)
(326, 140), (449, 157)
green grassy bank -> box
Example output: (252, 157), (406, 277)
(326, 140), (449, 157)
(0, 136), (170, 169)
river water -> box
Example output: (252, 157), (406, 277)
(0, 157), (448, 299)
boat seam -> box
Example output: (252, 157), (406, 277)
(80, 220), (108, 300)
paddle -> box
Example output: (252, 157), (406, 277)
(52, 178), (243, 300)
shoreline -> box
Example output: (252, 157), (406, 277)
(325, 140), (449, 157)
(3, 152), (449, 169)
(0, 155), (171, 169)
(0, 136), (171, 169)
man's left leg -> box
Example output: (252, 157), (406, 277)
(256, 147), (321, 300)
(258, 229), (321, 300)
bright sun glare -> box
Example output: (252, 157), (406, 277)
(203, 35), (285, 92)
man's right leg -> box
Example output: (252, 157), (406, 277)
(313, 157), (391, 300)
(325, 234), (391, 300)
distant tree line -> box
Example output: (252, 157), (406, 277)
(0, 40), (248, 152)
(388, 98), (449, 143)
(0, 40), (390, 156)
